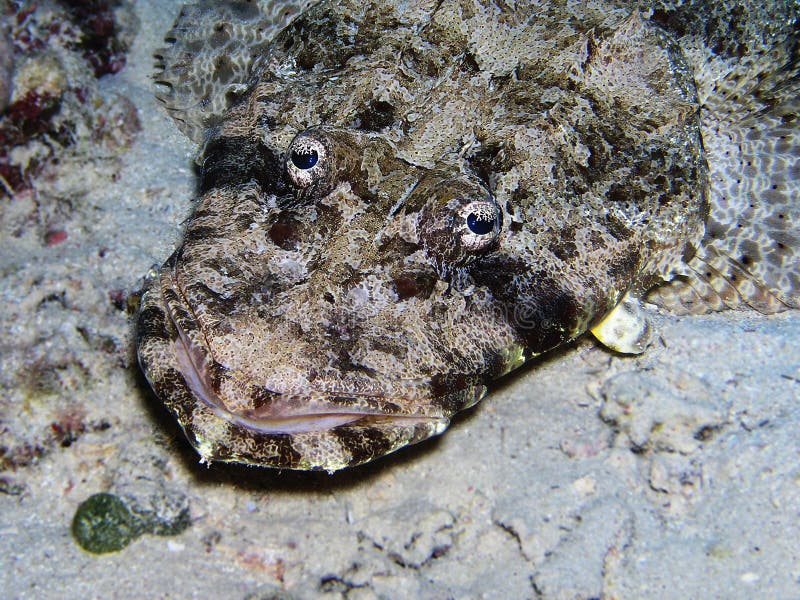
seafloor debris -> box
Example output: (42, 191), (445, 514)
(0, 1), (139, 196)
(0, 1), (139, 474)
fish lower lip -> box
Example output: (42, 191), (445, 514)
(170, 309), (436, 434)
(212, 412), (438, 435)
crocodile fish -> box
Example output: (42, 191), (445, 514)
(137, 0), (799, 471)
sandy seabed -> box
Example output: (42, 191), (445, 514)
(1, 1), (798, 598)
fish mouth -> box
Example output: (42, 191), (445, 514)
(170, 308), (445, 436)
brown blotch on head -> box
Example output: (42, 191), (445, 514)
(353, 100), (395, 132)
(209, 22), (231, 48)
(479, 267), (585, 355)
(466, 142), (504, 187)
(184, 282), (239, 316)
(606, 248), (642, 280)
(269, 212), (301, 250)
(605, 212), (633, 241)
(589, 229), (607, 249)
(549, 239), (578, 261)
(392, 272), (436, 301)
(428, 374), (484, 414)
(460, 51), (481, 74)
(213, 55), (235, 83)
(183, 225), (221, 245)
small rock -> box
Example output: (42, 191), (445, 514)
(572, 474), (597, 496)
(45, 229), (68, 246)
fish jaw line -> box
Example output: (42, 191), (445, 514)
(169, 313), (444, 435)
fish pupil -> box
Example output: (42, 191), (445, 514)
(291, 149), (318, 170)
(467, 212), (494, 235)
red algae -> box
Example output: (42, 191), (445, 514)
(58, 0), (129, 77)
(0, 90), (66, 194)
(0, 2), (138, 196)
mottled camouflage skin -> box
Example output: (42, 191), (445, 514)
(138, 0), (798, 471)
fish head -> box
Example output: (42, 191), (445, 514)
(138, 4), (709, 471)
(151, 123), (527, 471)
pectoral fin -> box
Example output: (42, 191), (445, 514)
(646, 29), (799, 316)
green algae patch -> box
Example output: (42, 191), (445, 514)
(71, 490), (192, 554)
(71, 493), (140, 554)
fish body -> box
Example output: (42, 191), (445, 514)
(137, 0), (799, 471)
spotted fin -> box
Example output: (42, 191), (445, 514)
(154, 0), (317, 142)
(647, 4), (799, 315)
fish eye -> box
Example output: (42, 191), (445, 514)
(460, 200), (501, 251)
(286, 134), (327, 188)
(416, 175), (501, 267)
(291, 148), (318, 170)
(466, 210), (495, 235)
